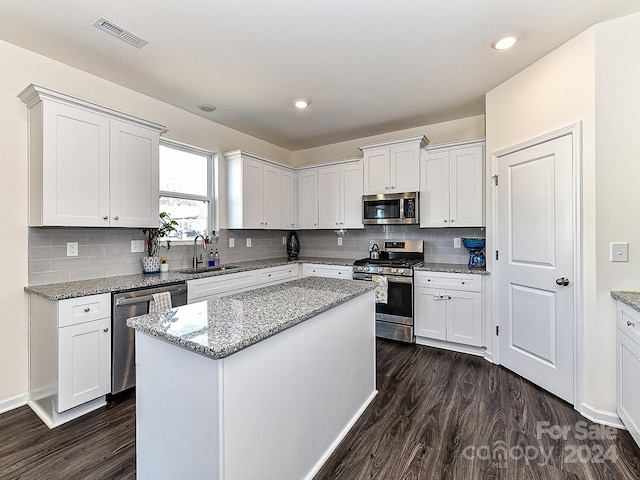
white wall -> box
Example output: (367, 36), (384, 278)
(593, 12), (640, 408)
(485, 29), (599, 409)
(291, 115), (485, 166)
(0, 39), (292, 408)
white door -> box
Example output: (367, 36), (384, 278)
(390, 143), (420, 193)
(242, 158), (264, 229)
(363, 147), (389, 194)
(297, 169), (318, 229)
(262, 164), (281, 229)
(317, 166), (340, 229)
(496, 133), (575, 403)
(340, 162), (363, 228)
(420, 151), (450, 227)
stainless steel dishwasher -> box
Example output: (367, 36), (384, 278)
(111, 283), (187, 395)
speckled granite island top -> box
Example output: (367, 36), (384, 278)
(414, 262), (490, 275)
(611, 291), (640, 313)
(24, 256), (357, 300)
(127, 276), (374, 359)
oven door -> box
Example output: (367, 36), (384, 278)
(375, 275), (413, 325)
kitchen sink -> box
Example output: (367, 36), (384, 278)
(177, 265), (241, 274)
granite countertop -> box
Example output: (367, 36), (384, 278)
(127, 276), (374, 359)
(414, 262), (490, 275)
(24, 256), (358, 300)
(611, 291), (640, 313)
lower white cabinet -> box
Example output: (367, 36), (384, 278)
(414, 271), (483, 348)
(302, 263), (353, 279)
(257, 264), (300, 286)
(29, 293), (112, 427)
(616, 301), (640, 447)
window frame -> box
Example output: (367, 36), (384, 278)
(158, 140), (215, 243)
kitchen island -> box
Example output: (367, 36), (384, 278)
(127, 276), (376, 480)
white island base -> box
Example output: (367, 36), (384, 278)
(135, 292), (376, 480)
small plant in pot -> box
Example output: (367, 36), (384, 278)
(141, 212), (179, 273)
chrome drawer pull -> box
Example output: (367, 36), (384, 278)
(627, 321), (635, 327)
(84, 307), (90, 313)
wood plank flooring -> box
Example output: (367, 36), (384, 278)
(1, 340), (639, 479)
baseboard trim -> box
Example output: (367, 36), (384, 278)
(0, 393), (29, 414)
(580, 402), (624, 429)
(304, 389), (378, 480)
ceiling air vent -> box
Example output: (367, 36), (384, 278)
(93, 17), (148, 49)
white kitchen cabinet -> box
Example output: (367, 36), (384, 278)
(281, 169), (297, 229)
(361, 136), (428, 194)
(225, 151), (295, 230)
(616, 301), (640, 447)
(19, 84), (164, 228)
(420, 139), (485, 228)
(414, 271), (483, 349)
(297, 169), (319, 229)
(317, 161), (364, 230)
(257, 264), (300, 286)
(29, 293), (112, 427)
(188, 270), (259, 303)
(302, 263), (353, 279)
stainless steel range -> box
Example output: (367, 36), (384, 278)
(353, 239), (423, 343)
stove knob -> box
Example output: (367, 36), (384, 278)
(398, 269), (404, 275)
(390, 268), (396, 274)
(365, 267), (370, 272)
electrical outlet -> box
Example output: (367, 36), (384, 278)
(282, 236), (286, 245)
(246, 238), (252, 248)
(131, 239), (145, 253)
(229, 238), (235, 248)
(454, 238), (462, 248)
(66, 242), (78, 257)
(338, 237), (343, 246)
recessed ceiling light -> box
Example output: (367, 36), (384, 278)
(492, 36), (517, 50)
(198, 104), (216, 113)
(294, 99), (311, 109)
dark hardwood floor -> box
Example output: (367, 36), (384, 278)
(1, 340), (639, 480)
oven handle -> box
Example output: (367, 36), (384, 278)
(352, 273), (413, 284)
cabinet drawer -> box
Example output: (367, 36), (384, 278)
(414, 271), (480, 292)
(58, 293), (111, 327)
(618, 302), (640, 345)
(188, 271), (258, 302)
(302, 264), (353, 279)
(258, 265), (299, 285)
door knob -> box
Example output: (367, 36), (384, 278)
(555, 277), (570, 286)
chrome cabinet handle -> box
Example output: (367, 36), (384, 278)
(113, 216), (119, 220)
(103, 328), (109, 333)
(84, 307), (90, 312)
(451, 219), (455, 223)
(627, 321), (635, 327)
(103, 215), (108, 220)
(555, 277), (570, 286)
(444, 219), (448, 223)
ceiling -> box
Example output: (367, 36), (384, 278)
(1, 1), (638, 151)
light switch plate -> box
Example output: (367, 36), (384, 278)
(454, 238), (462, 248)
(610, 242), (629, 262)
(246, 238), (252, 248)
(229, 238), (235, 248)
(131, 239), (145, 253)
(338, 237), (343, 246)
(282, 236), (286, 245)
(67, 242), (78, 257)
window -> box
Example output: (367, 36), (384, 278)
(159, 141), (214, 240)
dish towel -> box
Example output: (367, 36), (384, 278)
(149, 292), (173, 314)
(372, 275), (388, 304)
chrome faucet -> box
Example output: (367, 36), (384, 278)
(193, 234), (207, 268)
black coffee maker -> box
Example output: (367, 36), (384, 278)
(287, 231), (299, 259)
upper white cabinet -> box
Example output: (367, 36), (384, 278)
(361, 136), (428, 194)
(317, 161), (364, 229)
(225, 151), (296, 230)
(297, 169), (319, 229)
(19, 84), (165, 228)
(280, 169), (297, 229)
(420, 138), (485, 228)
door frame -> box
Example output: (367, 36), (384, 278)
(490, 122), (583, 411)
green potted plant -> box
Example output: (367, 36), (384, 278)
(141, 212), (179, 273)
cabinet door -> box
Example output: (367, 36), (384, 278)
(447, 290), (482, 346)
(302, 264), (352, 278)
(340, 163), (364, 228)
(109, 119), (160, 228)
(41, 102), (110, 226)
(617, 330), (640, 447)
(317, 166), (340, 229)
(242, 157), (265, 229)
(263, 164), (281, 229)
(390, 143), (420, 193)
(363, 147), (390, 194)
(420, 151), (450, 227)
(281, 170), (297, 229)
(298, 170), (318, 229)
(414, 287), (447, 341)
(58, 317), (111, 412)
(449, 146), (484, 227)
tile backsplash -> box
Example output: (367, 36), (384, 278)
(28, 225), (485, 285)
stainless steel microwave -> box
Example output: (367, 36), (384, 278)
(362, 192), (419, 225)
